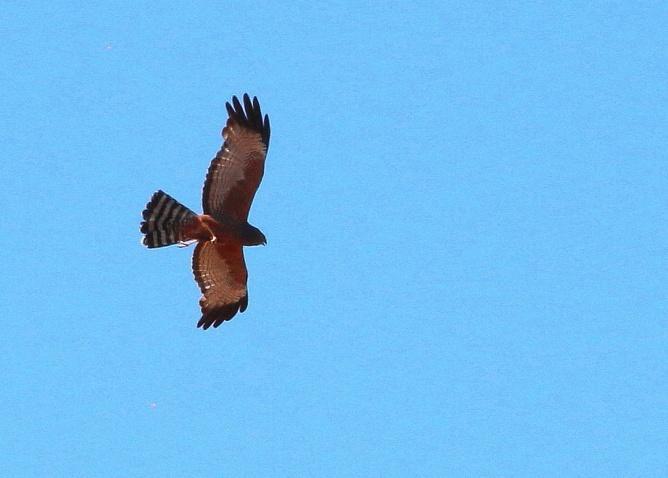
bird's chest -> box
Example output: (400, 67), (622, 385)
(200, 214), (244, 244)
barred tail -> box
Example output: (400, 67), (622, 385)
(140, 190), (197, 248)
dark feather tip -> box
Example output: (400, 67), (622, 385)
(232, 96), (245, 120)
(243, 94), (254, 121)
(224, 94), (270, 146)
(197, 301), (243, 329)
(225, 102), (235, 118)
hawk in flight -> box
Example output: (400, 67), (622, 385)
(140, 94), (270, 329)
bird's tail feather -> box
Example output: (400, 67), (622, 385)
(140, 190), (197, 248)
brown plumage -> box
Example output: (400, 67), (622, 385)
(140, 94), (270, 329)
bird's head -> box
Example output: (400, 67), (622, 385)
(243, 224), (267, 246)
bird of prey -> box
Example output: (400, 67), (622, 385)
(140, 94), (270, 329)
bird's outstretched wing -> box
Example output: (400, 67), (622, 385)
(202, 94), (270, 222)
(192, 241), (248, 329)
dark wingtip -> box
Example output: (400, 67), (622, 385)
(244, 94), (261, 130)
(231, 96), (245, 120)
(225, 102), (235, 118)
(225, 94), (270, 147)
(197, 299), (246, 330)
(263, 115), (270, 144)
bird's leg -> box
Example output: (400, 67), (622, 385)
(203, 222), (217, 243)
(177, 239), (197, 248)
(197, 215), (219, 243)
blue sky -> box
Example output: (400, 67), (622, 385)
(1, 2), (666, 476)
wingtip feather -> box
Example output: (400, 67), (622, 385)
(232, 96), (245, 120)
(223, 94), (270, 146)
(196, 299), (246, 330)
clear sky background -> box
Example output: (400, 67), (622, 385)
(1, 2), (666, 477)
